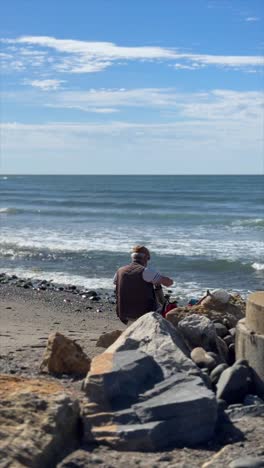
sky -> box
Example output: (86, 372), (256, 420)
(0, 0), (264, 174)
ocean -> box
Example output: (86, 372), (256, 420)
(0, 175), (263, 301)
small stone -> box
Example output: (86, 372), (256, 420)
(96, 330), (123, 348)
(214, 322), (228, 338)
(243, 394), (264, 406)
(191, 347), (217, 370)
(229, 456), (264, 468)
(228, 343), (236, 365)
(223, 335), (234, 347)
(87, 290), (97, 296)
(215, 336), (229, 363)
(210, 363), (229, 385)
(216, 362), (252, 404)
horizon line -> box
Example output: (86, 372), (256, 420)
(1, 173), (263, 177)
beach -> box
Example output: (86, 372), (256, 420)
(1, 175), (264, 466)
(0, 279), (125, 380)
(1, 279), (264, 467)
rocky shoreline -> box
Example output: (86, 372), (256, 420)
(0, 273), (264, 468)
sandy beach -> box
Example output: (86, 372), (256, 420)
(0, 281), (126, 380)
(1, 279), (264, 468)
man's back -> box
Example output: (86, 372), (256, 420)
(115, 262), (156, 322)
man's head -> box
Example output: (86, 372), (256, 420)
(131, 245), (150, 266)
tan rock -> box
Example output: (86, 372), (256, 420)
(191, 347), (217, 370)
(0, 374), (80, 467)
(40, 332), (90, 375)
(96, 330), (123, 348)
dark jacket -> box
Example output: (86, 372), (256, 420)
(115, 261), (157, 321)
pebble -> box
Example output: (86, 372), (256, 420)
(229, 456), (264, 468)
(210, 363), (229, 385)
(214, 322), (229, 338)
(244, 394), (264, 406)
(191, 347), (217, 371)
(223, 335), (234, 346)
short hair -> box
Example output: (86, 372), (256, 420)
(131, 245), (150, 260)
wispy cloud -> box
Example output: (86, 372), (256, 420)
(2, 89), (262, 166)
(1, 112), (262, 175)
(1, 36), (263, 76)
(26, 79), (65, 90)
(245, 16), (260, 22)
(44, 88), (263, 123)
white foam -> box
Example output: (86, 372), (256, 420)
(2, 267), (115, 290)
(252, 262), (264, 271)
(1, 267), (250, 301)
(0, 225), (263, 264)
(0, 207), (18, 214)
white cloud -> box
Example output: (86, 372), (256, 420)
(89, 108), (119, 114)
(245, 17), (260, 22)
(1, 114), (262, 175)
(27, 79), (65, 90)
(1, 36), (263, 75)
(44, 88), (263, 123)
(174, 63), (203, 70)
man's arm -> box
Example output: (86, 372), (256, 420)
(143, 267), (173, 287)
(158, 276), (173, 287)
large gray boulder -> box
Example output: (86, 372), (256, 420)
(82, 312), (217, 451)
(178, 314), (217, 350)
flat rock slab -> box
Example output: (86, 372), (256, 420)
(58, 414), (264, 467)
(82, 312), (217, 451)
(0, 374), (80, 468)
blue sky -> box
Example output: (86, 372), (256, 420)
(1, 0), (263, 174)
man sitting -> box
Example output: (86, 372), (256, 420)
(114, 245), (173, 324)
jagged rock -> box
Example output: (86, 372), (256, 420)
(0, 374), (80, 467)
(40, 332), (90, 375)
(216, 361), (252, 404)
(96, 330), (123, 348)
(178, 314), (217, 351)
(82, 312), (217, 451)
(191, 347), (217, 370)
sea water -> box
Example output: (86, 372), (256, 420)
(0, 175), (263, 300)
